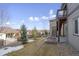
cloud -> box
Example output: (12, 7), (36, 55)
(28, 9), (55, 21)
(29, 16), (34, 21)
(6, 21), (10, 25)
(34, 17), (39, 21)
(41, 16), (49, 20)
(49, 9), (53, 15)
(41, 15), (56, 20)
(29, 16), (39, 21)
(49, 9), (56, 19)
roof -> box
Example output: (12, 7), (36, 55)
(0, 27), (20, 34)
(61, 3), (67, 10)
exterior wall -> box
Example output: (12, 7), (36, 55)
(67, 3), (79, 16)
(0, 40), (4, 47)
(0, 33), (6, 46)
(67, 3), (79, 51)
(63, 21), (68, 42)
(64, 22), (68, 37)
(0, 33), (6, 40)
(0, 33), (18, 46)
(5, 38), (17, 46)
(49, 20), (56, 37)
(61, 24), (66, 36)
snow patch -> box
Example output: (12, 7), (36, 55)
(27, 39), (34, 42)
(0, 45), (24, 56)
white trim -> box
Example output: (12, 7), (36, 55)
(73, 33), (79, 36)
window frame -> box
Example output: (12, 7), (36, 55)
(74, 16), (79, 36)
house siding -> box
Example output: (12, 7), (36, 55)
(0, 33), (6, 40)
(67, 3), (79, 16)
(49, 19), (56, 36)
(0, 33), (18, 46)
(64, 21), (68, 38)
(67, 3), (79, 51)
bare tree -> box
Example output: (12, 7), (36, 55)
(0, 9), (9, 32)
(0, 9), (9, 47)
(0, 9), (9, 27)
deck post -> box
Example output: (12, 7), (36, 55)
(58, 20), (60, 43)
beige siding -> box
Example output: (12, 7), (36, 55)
(67, 4), (79, 51)
(49, 19), (56, 36)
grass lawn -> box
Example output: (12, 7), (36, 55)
(6, 37), (75, 56)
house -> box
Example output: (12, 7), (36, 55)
(0, 27), (20, 46)
(37, 30), (49, 37)
(56, 3), (67, 43)
(45, 19), (57, 43)
(27, 30), (33, 38)
(67, 3), (79, 51)
(47, 3), (67, 43)
(49, 19), (57, 37)
(57, 3), (79, 51)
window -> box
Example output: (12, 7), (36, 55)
(6, 33), (13, 38)
(6, 34), (10, 38)
(75, 20), (78, 34)
(74, 17), (79, 34)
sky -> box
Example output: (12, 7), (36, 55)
(0, 3), (61, 30)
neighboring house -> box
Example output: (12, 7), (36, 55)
(45, 19), (57, 43)
(27, 30), (33, 38)
(27, 30), (49, 38)
(36, 30), (48, 35)
(49, 19), (57, 37)
(0, 27), (20, 46)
